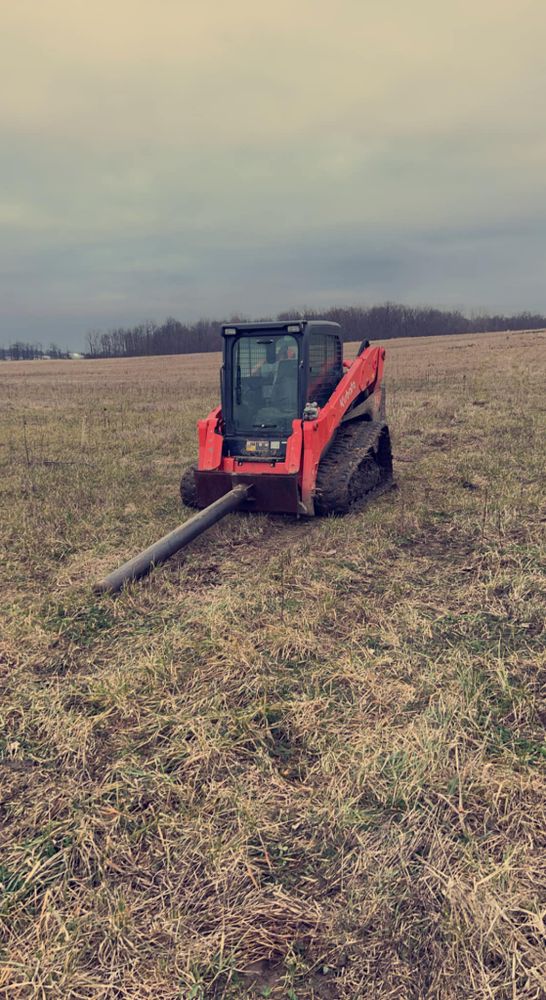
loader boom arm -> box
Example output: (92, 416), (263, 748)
(300, 344), (385, 511)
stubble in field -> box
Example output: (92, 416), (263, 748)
(0, 331), (545, 999)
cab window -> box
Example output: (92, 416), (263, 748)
(232, 334), (299, 433)
(307, 333), (343, 406)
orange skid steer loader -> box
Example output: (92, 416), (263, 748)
(182, 319), (392, 516)
(96, 320), (393, 593)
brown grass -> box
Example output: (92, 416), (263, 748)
(0, 330), (545, 999)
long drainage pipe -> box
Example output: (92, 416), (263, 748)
(95, 484), (250, 594)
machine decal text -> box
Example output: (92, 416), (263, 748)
(339, 382), (357, 409)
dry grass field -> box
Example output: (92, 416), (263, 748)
(0, 330), (545, 999)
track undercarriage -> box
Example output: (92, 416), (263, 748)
(314, 419), (393, 515)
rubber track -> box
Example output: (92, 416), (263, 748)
(314, 420), (393, 516)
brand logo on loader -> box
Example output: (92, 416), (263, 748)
(339, 381), (357, 410)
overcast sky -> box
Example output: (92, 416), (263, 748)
(1, 0), (545, 348)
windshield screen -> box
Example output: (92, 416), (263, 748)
(232, 334), (299, 433)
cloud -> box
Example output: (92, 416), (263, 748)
(1, 1), (545, 345)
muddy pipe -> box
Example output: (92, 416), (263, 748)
(95, 484), (250, 594)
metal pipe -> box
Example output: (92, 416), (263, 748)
(95, 485), (250, 594)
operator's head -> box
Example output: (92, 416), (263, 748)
(277, 336), (296, 361)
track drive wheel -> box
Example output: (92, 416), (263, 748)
(180, 466), (200, 509)
(315, 420), (393, 516)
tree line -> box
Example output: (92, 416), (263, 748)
(2, 305), (545, 360)
(0, 342), (71, 361)
(84, 306), (546, 357)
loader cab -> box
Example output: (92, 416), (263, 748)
(221, 320), (343, 459)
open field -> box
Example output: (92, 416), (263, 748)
(1, 330), (545, 999)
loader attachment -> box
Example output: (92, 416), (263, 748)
(95, 485), (250, 594)
(194, 470), (301, 514)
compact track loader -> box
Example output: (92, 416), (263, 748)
(96, 320), (393, 593)
(181, 320), (392, 516)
